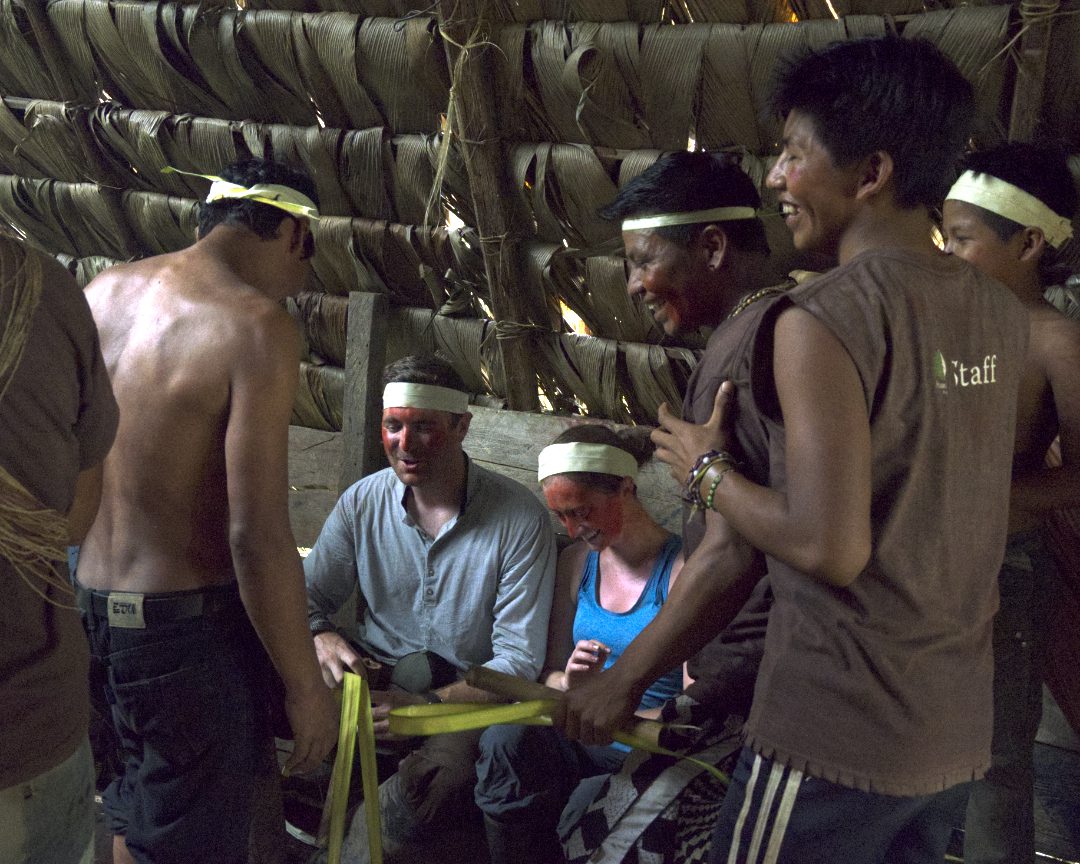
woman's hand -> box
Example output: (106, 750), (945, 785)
(562, 639), (611, 690)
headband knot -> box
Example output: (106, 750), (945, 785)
(162, 167), (320, 220)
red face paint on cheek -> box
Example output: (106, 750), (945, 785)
(543, 477), (624, 546)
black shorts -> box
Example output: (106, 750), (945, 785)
(80, 582), (270, 864)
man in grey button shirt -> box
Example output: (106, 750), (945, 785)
(304, 354), (557, 861)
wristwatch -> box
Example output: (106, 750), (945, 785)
(308, 613), (337, 637)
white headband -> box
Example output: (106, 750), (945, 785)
(537, 442), (639, 483)
(622, 206), (758, 232)
(161, 167), (320, 220)
(382, 382), (469, 414)
(946, 171), (1073, 249)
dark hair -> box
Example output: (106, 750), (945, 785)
(382, 354), (468, 392)
(541, 424), (653, 494)
(959, 143), (1077, 284)
(197, 158), (318, 240)
(599, 151), (769, 255)
(769, 37), (975, 210)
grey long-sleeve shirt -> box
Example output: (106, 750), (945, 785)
(305, 459), (556, 680)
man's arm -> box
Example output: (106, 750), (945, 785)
(485, 504), (558, 681)
(654, 307), (872, 587)
(1011, 315), (1080, 515)
(553, 509), (761, 745)
(225, 306), (337, 774)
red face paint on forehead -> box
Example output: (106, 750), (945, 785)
(381, 406), (458, 484)
(542, 475), (626, 549)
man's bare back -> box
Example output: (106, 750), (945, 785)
(80, 240), (301, 593)
(1010, 298), (1080, 531)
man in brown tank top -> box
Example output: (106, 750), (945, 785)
(79, 159), (338, 864)
(558, 37), (1028, 864)
(941, 142), (1080, 864)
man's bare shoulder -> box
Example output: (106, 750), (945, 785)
(1030, 302), (1080, 373)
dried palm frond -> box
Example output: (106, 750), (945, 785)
(0, 101), (91, 182)
(639, 23), (710, 149)
(1041, 8), (1080, 145)
(122, 190), (196, 255)
(297, 11), (381, 129)
(0, 0), (66, 99)
(289, 291), (348, 364)
(292, 361), (344, 431)
(671, 0), (753, 24)
(622, 340), (696, 422)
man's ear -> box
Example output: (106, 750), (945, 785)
(455, 411), (473, 438)
(855, 150), (894, 201)
(281, 217), (304, 254)
(699, 224), (730, 272)
(1018, 227), (1047, 263)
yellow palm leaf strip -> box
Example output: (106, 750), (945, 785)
(0, 244), (72, 608)
(639, 23), (709, 150)
(699, 24), (758, 150)
(357, 16), (447, 134)
(241, 10), (318, 124)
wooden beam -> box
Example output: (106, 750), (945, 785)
(338, 291), (388, 493)
(437, 2), (542, 412)
(1008, 2), (1057, 142)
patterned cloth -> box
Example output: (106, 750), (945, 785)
(561, 701), (742, 864)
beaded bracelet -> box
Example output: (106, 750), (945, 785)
(703, 462), (737, 511)
(684, 449), (740, 509)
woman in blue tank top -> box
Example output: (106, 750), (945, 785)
(474, 424), (685, 864)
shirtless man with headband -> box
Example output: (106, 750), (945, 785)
(79, 158), (338, 864)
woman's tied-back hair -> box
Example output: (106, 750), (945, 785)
(197, 158), (319, 240)
(769, 36), (976, 210)
(543, 424), (654, 494)
(599, 151), (769, 255)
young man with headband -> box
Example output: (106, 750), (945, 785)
(561, 38), (1028, 863)
(79, 158), (338, 864)
(941, 142), (1080, 864)
(304, 354), (556, 862)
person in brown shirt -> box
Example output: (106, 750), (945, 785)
(78, 159), (338, 864)
(941, 142), (1080, 864)
(557, 37), (1028, 864)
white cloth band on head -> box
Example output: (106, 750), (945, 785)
(382, 382), (470, 414)
(946, 171), (1073, 249)
(161, 167), (320, 220)
(537, 442), (639, 483)
(622, 206), (758, 232)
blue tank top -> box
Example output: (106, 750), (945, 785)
(573, 533), (683, 711)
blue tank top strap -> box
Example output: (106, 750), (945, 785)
(580, 548), (600, 599)
(649, 534), (682, 606)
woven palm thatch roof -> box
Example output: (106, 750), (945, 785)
(0, 0), (1077, 430)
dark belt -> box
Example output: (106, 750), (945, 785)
(75, 582), (241, 628)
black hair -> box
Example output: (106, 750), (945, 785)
(541, 424), (652, 494)
(959, 143), (1077, 284)
(599, 151), (769, 255)
(382, 354), (468, 391)
(769, 36), (975, 210)
(197, 158), (318, 240)
(959, 143), (1077, 240)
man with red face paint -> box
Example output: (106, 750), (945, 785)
(304, 354), (557, 862)
(575, 38), (1027, 864)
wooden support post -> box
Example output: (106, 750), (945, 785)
(1008, 2), (1057, 142)
(338, 292), (388, 493)
(437, 2), (542, 412)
